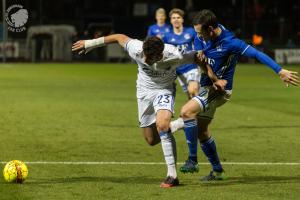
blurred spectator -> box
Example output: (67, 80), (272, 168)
(147, 8), (171, 38)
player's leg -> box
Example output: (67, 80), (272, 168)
(170, 79), (199, 133)
(137, 95), (160, 146)
(156, 109), (179, 187)
(141, 125), (160, 146)
(177, 68), (200, 99)
(179, 97), (205, 173)
(169, 117), (184, 133)
(186, 68), (201, 99)
(168, 73), (186, 133)
(179, 80), (200, 170)
(177, 75), (190, 99)
(154, 92), (179, 188)
(187, 80), (200, 98)
(172, 70), (201, 173)
(197, 89), (232, 181)
(197, 117), (227, 181)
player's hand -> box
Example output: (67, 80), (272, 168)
(195, 50), (208, 67)
(72, 40), (86, 54)
(278, 69), (299, 87)
(213, 79), (227, 91)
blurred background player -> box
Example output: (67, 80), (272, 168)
(163, 8), (199, 98)
(147, 8), (171, 38)
(163, 8), (200, 173)
(72, 34), (211, 188)
(177, 9), (299, 180)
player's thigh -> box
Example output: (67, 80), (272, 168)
(187, 69), (200, 96)
(177, 75), (188, 94)
(156, 109), (173, 132)
(137, 96), (156, 128)
(197, 87), (232, 119)
(141, 125), (160, 146)
(177, 69), (200, 97)
(153, 91), (175, 132)
(180, 98), (202, 119)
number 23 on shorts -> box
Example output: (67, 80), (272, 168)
(155, 94), (174, 109)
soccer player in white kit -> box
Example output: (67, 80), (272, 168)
(72, 35), (224, 187)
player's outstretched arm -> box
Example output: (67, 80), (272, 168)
(243, 46), (299, 86)
(72, 34), (130, 54)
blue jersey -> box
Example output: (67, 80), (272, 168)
(147, 24), (172, 38)
(163, 27), (197, 75)
(194, 25), (249, 90)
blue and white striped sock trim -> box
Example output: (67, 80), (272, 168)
(201, 137), (214, 145)
(184, 119), (197, 128)
(159, 130), (171, 138)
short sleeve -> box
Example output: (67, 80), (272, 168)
(165, 44), (196, 65)
(228, 38), (250, 55)
(124, 39), (143, 60)
(156, 45), (196, 70)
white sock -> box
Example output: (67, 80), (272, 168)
(160, 131), (177, 178)
(170, 117), (184, 133)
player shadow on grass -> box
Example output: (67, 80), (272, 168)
(193, 176), (300, 187)
(25, 176), (165, 185)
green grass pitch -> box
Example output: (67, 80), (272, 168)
(0, 63), (299, 200)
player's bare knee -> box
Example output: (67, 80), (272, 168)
(180, 106), (197, 119)
(156, 121), (170, 133)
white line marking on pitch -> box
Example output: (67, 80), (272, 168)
(1, 161), (300, 165)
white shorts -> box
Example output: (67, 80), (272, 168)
(177, 68), (201, 93)
(192, 86), (232, 119)
(137, 89), (175, 127)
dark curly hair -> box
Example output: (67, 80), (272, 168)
(143, 36), (164, 56)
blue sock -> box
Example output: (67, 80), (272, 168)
(200, 137), (223, 172)
(183, 119), (198, 162)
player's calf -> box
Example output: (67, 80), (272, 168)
(142, 126), (160, 146)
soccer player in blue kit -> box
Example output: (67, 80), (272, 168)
(163, 8), (199, 98)
(147, 8), (171, 38)
(177, 9), (299, 180)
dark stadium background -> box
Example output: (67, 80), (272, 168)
(1, 0), (300, 61)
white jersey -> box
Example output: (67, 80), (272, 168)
(124, 39), (196, 97)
